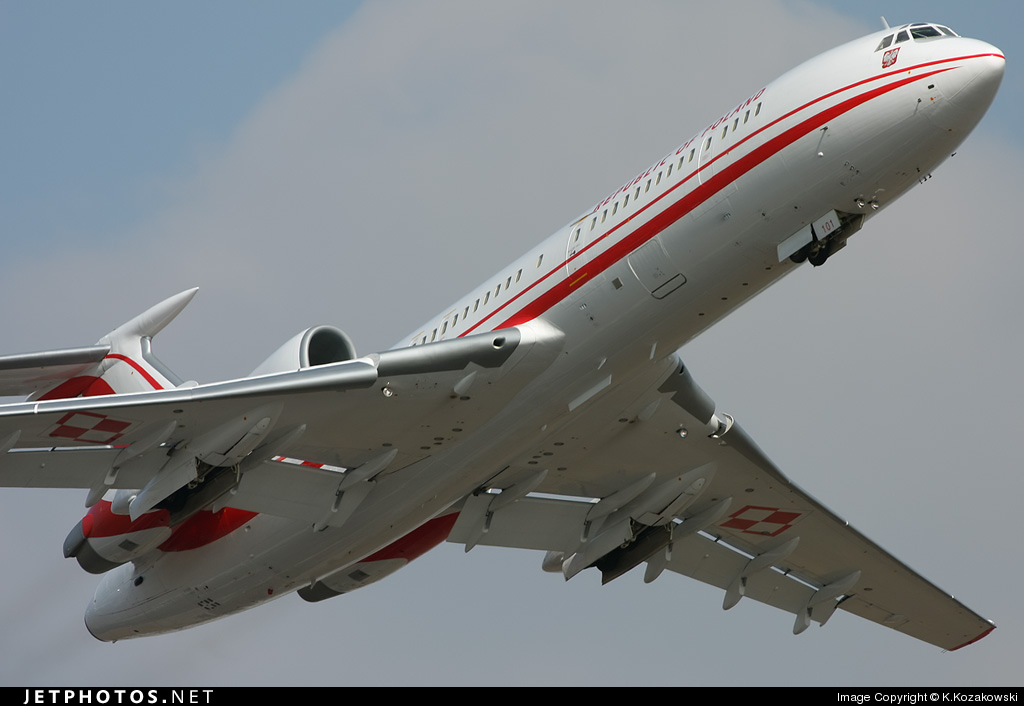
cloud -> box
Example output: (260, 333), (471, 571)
(0, 1), (865, 373)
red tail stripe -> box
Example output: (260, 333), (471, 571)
(104, 354), (164, 390)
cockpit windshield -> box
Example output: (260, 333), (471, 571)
(876, 23), (959, 51)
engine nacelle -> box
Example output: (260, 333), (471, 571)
(298, 558), (407, 602)
(63, 496), (171, 574)
(298, 513), (458, 602)
(250, 326), (357, 377)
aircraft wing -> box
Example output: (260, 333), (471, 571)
(0, 320), (993, 649)
(446, 356), (995, 651)
(0, 325), (563, 522)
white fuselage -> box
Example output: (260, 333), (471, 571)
(84, 26), (1004, 640)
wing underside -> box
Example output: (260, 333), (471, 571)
(0, 324), (562, 521)
(0, 321), (993, 650)
(445, 358), (994, 651)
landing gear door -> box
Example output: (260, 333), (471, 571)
(812, 210), (840, 242)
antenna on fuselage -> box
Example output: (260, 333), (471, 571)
(880, 16), (890, 29)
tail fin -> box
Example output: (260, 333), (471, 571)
(27, 288), (198, 400)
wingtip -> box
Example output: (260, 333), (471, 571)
(950, 624), (996, 651)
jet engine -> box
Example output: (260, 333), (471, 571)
(249, 325), (358, 377)
(63, 491), (172, 574)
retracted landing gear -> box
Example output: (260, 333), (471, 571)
(798, 236), (844, 267)
(790, 210), (864, 267)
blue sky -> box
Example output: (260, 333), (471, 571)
(0, 0), (1020, 687)
(0, 2), (359, 261)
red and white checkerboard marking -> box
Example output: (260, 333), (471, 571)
(48, 411), (133, 444)
(720, 505), (801, 537)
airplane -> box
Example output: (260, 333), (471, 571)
(0, 22), (1004, 650)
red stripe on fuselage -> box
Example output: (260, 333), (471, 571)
(458, 55), (986, 336)
(146, 55), (992, 557)
(494, 68), (951, 330)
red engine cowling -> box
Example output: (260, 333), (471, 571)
(63, 493), (172, 574)
(298, 514), (458, 602)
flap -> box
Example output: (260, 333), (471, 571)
(0, 324), (563, 521)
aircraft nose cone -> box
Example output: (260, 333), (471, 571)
(927, 41), (1004, 136)
(949, 41), (1005, 111)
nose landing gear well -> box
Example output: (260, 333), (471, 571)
(790, 211), (864, 267)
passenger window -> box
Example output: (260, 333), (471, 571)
(516, 269), (522, 283)
(536, 254), (543, 268)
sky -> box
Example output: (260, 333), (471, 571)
(0, 0), (1020, 687)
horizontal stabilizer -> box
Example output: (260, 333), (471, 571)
(0, 346), (110, 397)
(101, 287), (197, 342)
